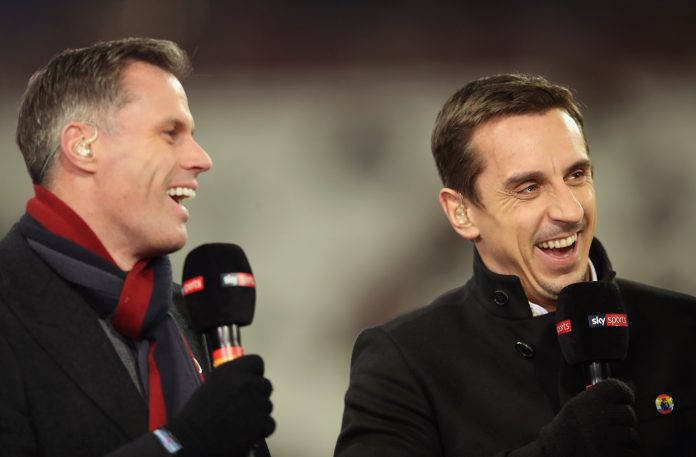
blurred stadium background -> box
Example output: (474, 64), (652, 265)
(1, 1), (695, 455)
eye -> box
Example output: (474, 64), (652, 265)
(517, 184), (539, 194)
(515, 183), (540, 198)
(566, 169), (588, 183)
(162, 129), (179, 143)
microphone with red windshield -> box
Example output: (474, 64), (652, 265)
(555, 281), (629, 387)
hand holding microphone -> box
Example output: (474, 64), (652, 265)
(539, 281), (638, 456)
(539, 378), (638, 457)
(164, 244), (274, 457)
(167, 355), (274, 457)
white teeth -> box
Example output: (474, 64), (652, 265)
(167, 187), (196, 201)
(537, 233), (577, 249)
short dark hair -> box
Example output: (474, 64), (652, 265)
(16, 37), (192, 185)
(431, 73), (585, 207)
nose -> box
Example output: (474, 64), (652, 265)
(548, 184), (584, 224)
(182, 138), (213, 174)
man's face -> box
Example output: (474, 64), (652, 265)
(457, 109), (595, 309)
(92, 61), (212, 264)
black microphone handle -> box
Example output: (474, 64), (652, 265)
(585, 361), (611, 388)
(203, 326), (270, 457)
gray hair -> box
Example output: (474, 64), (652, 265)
(16, 37), (192, 185)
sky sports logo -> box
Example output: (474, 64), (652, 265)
(221, 272), (256, 288)
(557, 313), (628, 335)
(556, 320), (572, 335)
(182, 275), (204, 296)
(588, 313), (628, 328)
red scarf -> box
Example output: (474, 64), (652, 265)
(27, 185), (167, 430)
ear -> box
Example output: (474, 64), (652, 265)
(58, 122), (98, 174)
(438, 187), (480, 241)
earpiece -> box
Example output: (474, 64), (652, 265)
(74, 141), (92, 157)
(455, 205), (468, 225)
(73, 124), (99, 158)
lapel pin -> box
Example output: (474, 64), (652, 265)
(655, 394), (674, 415)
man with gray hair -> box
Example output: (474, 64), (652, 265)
(335, 74), (696, 456)
(0, 37), (274, 456)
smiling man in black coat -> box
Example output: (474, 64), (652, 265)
(0, 38), (274, 457)
(334, 74), (696, 456)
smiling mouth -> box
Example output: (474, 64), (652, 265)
(167, 186), (196, 204)
(536, 233), (578, 252)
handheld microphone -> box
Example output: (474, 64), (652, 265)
(182, 243), (256, 368)
(555, 281), (629, 387)
(182, 243), (270, 457)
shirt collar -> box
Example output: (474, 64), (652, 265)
(470, 238), (615, 320)
(528, 258), (598, 317)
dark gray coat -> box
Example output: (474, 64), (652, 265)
(0, 225), (206, 456)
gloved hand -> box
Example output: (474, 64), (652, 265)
(167, 354), (275, 457)
(539, 378), (638, 457)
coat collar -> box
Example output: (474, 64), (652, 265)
(470, 238), (616, 320)
(0, 225), (148, 439)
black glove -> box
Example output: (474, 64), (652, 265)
(167, 354), (275, 457)
(539, 378), (638, 457)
